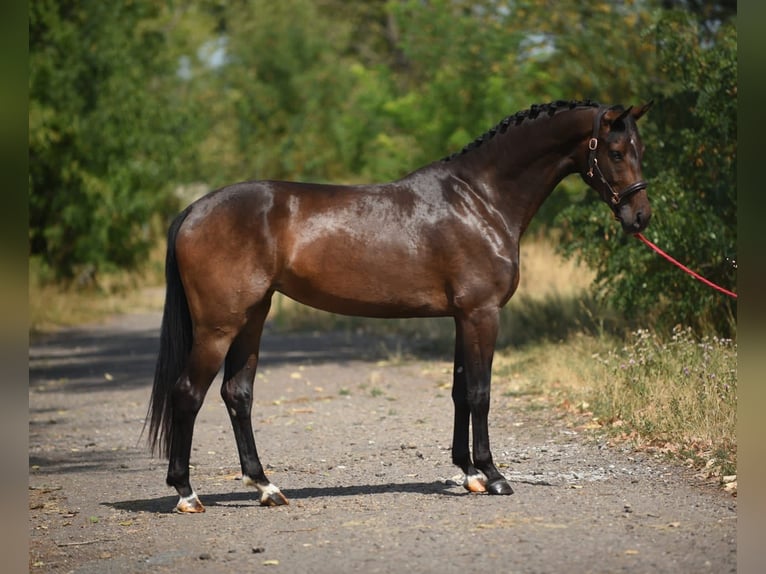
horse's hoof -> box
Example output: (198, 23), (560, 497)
(175, 493), (205, 513)
(260, 490), (289, 507)
(486, 478), (514, 495)
(463, 473), (488, 493)
(258, 484), (289, 507)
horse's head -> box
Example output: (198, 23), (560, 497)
(582, 102), (653, 234)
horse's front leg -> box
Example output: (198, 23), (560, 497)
(451, 317), (482, 491)
(453, 307), (513, 496)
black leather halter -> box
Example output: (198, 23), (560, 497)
(586, 107), (647, 206)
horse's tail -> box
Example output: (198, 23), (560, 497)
(145, 207), (193, 459)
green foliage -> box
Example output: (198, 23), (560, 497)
(29, 1), (201, 281)
(555, 11), (736, 336)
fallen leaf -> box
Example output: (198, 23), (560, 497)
(579, 420), (602, 430)
(263, 559), (280, 566)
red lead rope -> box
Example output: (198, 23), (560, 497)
(634, 233), (737, 299)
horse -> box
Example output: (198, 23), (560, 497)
(146, 99), (653, 512)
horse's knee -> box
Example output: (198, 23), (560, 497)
(466, 388), (490, 413)
(220, 380), (252, 415)
(171, 380), (206, 414)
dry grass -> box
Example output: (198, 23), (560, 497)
(29, 243), (166, 335)
(29, 281), (165, 334)
(491, 333), (737, 489)
(585, 327), (737, 477)
(515, 235), (595, 299)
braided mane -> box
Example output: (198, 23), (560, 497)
(441, 99), (601, 162)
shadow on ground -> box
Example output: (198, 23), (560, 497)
(106, 481), (462, 514)
(29, 315), (419, 395)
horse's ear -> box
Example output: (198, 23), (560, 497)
(631, 100), (654, 121)
(602, 106), (633, 131)
(614, 106), (634, 126)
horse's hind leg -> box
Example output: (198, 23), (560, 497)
(167, 329), (231, 513)
(221, 297), (288, 507)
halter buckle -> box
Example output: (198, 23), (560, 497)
(588, 137), (598, 151)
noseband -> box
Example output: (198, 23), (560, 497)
(586, 107), (647, 206)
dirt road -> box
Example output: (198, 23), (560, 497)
(29, 311), (736, 573)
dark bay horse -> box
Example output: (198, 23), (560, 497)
(147, 99), (652, 512)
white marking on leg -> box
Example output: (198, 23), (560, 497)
(178, 491), (197, 506)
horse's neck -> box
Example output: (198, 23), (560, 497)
(456, 108), (593, 236)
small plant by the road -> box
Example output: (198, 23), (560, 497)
(589, 326), (736, 478)
(492, 323), (736, 484)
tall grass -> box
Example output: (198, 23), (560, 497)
(492, 325), (736, 480)
(588, 326), (737, 475)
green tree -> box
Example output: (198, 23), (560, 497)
(29, 1), (202, 282)
(555, 10), (736, 336)
(191, 0), (368, 184)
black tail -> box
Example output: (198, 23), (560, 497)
(144, 207), (193, 458)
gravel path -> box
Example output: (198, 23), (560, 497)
(29, 312), (736, 573)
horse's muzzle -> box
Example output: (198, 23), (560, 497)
(617, 201), (651, 234)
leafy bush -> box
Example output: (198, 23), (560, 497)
(29, 1), (199, 282)
(555, 11), (737, 336)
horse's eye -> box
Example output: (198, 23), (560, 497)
(609, 150), (623, 161)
